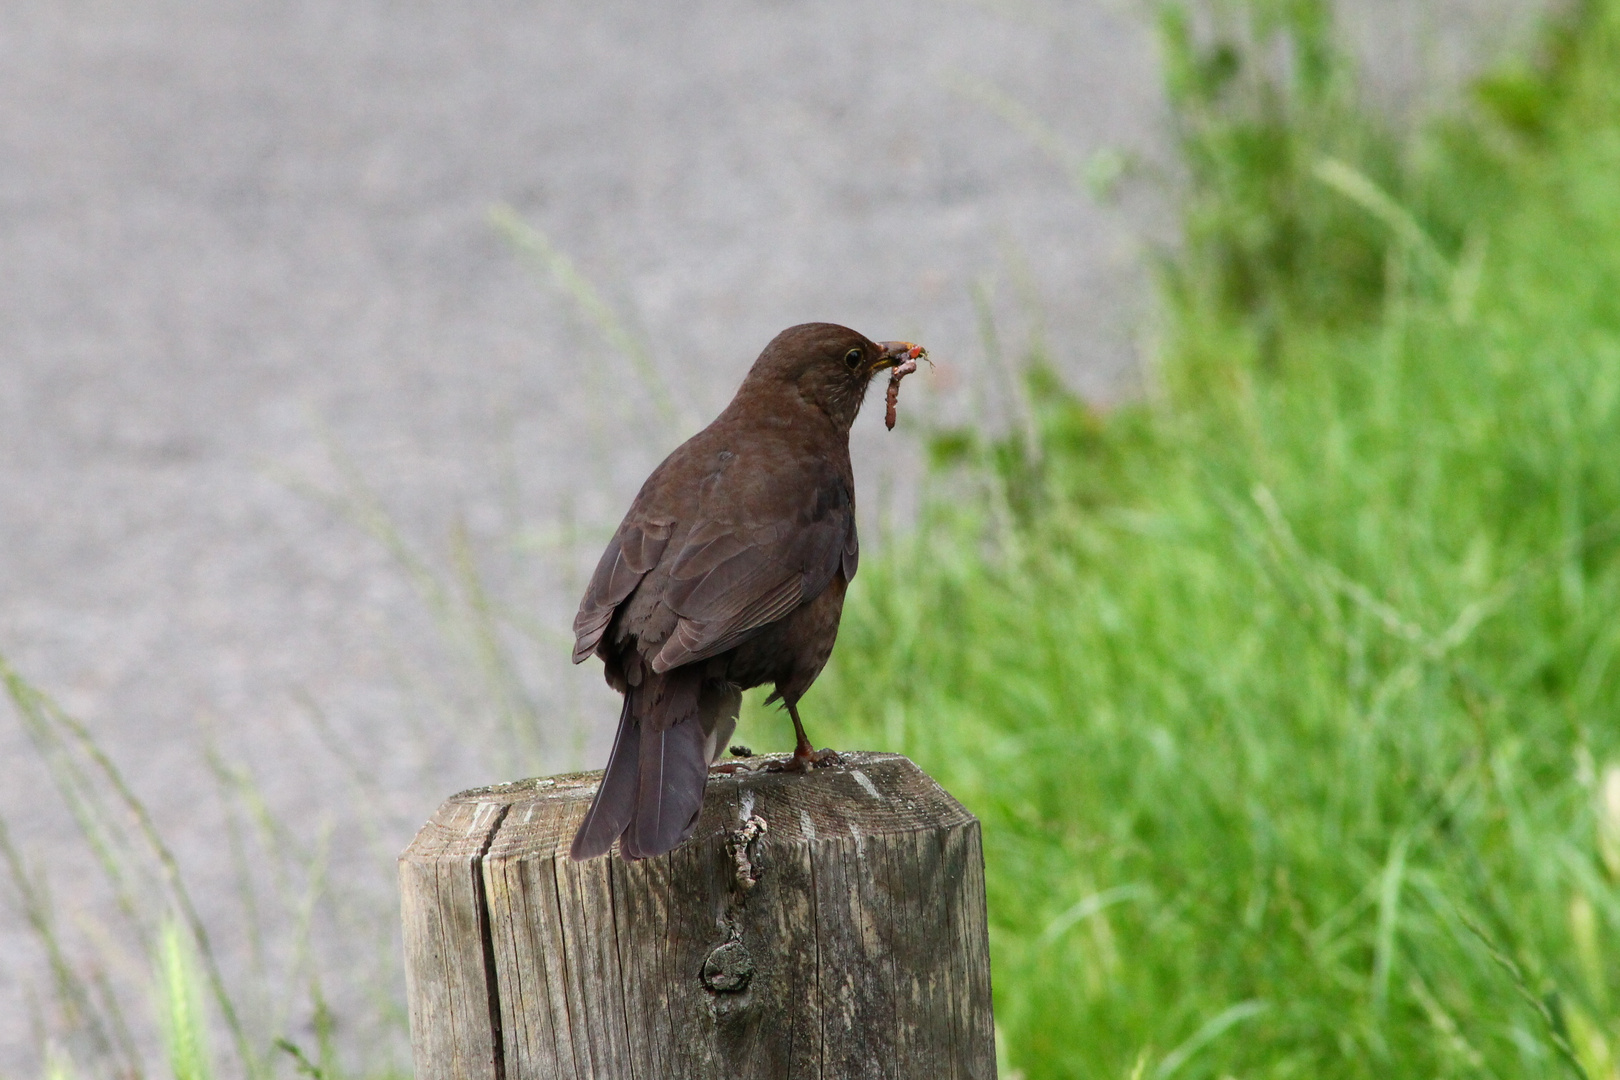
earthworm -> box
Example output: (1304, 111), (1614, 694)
(884, 345), (929, 430)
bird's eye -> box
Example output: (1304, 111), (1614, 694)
(843, 347), (864, 369)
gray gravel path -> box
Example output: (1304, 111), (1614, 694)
(0, 0), (1543, 1070)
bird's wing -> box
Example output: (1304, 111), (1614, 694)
(650, 473), (855, 673)
(572, 516), (675, 663)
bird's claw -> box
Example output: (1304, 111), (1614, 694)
(767, 747), (843, 773)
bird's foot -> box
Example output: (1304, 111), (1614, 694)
(768, 747), (843, 773)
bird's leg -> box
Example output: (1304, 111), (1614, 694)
(784, 701), (841, 771)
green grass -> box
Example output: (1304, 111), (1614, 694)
(751, 2), (1620, 1076)
(157, 920), (217, 1080)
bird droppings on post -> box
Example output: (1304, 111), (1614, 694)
(850, 768), (883, 800)
(400, 752), (996, 1079)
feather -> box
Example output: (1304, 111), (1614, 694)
(623, 668), (708, 859)
(700, 680), (742, 763)
(568, 694), (642, 860)
(650, 497), (852, 672)
(570, 668), (742, 861)
(572, 521), (672, 662)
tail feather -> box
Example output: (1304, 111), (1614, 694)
(569, 694), (641, 860)
(700, 680), (742, 763)
(571, 667), (741, 861)
(624, 669), (708, 860)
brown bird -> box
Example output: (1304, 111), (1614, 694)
(569, 323), (924, 861)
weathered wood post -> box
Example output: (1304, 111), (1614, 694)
(400, 751), (996, 1079)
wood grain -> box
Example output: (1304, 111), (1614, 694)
(400, 752), (996, 1080)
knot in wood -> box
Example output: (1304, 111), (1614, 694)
(700, 939), (754, 994)
(730, 813), (767, 892)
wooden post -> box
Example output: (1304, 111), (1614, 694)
(400, 751), (996, 1080)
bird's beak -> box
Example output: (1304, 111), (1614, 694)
(872, 340), (927, 372)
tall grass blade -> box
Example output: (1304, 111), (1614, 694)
(488, 204), (684, 434)
(0, 653), (259, 1078)
(156, 919), (216, 1080)
(1151, 1001), (1270, 1079)
(1312, 158), (1451, 278)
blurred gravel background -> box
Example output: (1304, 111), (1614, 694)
(0, 0), (1544, 1068)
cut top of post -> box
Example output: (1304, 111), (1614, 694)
(403, 751), (977, 864)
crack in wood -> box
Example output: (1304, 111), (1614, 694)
(472, 803), (511, 1080)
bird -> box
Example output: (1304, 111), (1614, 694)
(568, 323), (925, 861)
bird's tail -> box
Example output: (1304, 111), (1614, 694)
(569, 668), (740, 861)
(568, 690), (640, 860)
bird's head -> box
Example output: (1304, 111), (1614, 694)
(741, 322), (924, 432)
